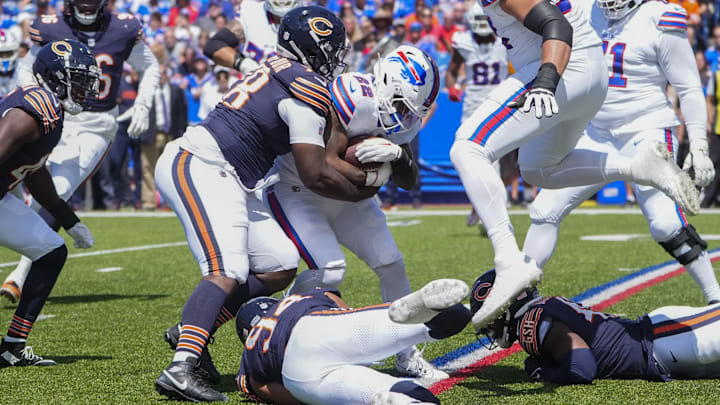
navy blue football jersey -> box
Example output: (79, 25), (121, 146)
(201, 55), (331, 189)
(0, 86), (63, 198)
(237, 290), (339, 397)
(519, 296), (665, 381)
(29, 12), (143, 112)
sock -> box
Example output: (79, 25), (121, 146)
(37, 207), (61, 232)
(373, 260), (411, 302)
(450, 141), (520, 260)
(174, 280), (227, 363)
(522, 222), (560, 269)
(684, 251), (720, 303)
(13, 245), (67, 336)
(3, 256), (32, 290)
(211, 274), (270, 333)
(6, 315), (34, 341)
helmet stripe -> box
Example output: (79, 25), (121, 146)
(397, 51), (422, 83)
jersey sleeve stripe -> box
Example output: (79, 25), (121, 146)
(295, 77), (331, 98)
(290, 81), (331, 108)
(23, 94), (50, 133)
(34, 90), (60, 121)
(658, 20), (687, 29)
(290, 83), (329, 114)
(330, 78), (353, 126)
(661, 11), (688, 19)
(29, 91), (60, 127)
(481, 0), (498, 6)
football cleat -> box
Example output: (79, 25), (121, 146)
(389, 279), (470, 324)
(164, 323), (221, 385)
(155, 360), (228, 403)
(0, 281), (20, 303)
(0, 341), (56, 368)
(395, 347), (450, 381)
(371, 392), (438, 405)
(471, 255), (542, 332)
(466, 210), (480, 227)
(630, 142), (700, 216)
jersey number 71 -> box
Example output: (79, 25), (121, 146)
(602, 41), (628, 88)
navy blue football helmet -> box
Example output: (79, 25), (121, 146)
(236, 297), (280, 343)
(471, 269), (540, 348)
(64, 0), (109, 26)
(33, 39), (100, 114)
(277, 5), (349, 79)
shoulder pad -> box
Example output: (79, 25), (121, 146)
(330, 73), (375, 130)
(111, 13), (145, 42)
(518, 305), (545, 357)
(29, 14), (64, 45)
(284, 66), (331, 117)
(655, 3), (688, 32)
(20, 86), (62, 135)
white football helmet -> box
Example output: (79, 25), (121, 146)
(263, 0), (298, 18)
(597, 0), (641, 20)
(0, 29), (18, 75)
(467, 3), (493, 37)
(373, 45), (440, 135)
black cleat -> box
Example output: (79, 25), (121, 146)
(156, 360), (228, 402)
(0, 340), (56, 368)
(165, 323), (221, 385)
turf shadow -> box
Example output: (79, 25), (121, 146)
(46, 294), (167, 304)
(49, 355), (113, 364)
(457, 364), (557, 397)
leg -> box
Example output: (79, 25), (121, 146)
(0, 193), (67, 367)
(649, 304), (720, 378)
(265, 184), (347, 294)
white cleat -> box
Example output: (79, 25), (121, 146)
(471, 255), (542, 332)
(395, 347), (450, 381)
(372, 392), (437, 405)
(389, 279), (470, 324)
(630, 142), (700, 216)
(0, 281), (20, 304)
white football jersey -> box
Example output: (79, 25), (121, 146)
(0, 71), (17, 99)
(480, 0), (601, 69)
(237, 0), (278, 64)
(451, 30), (509, 119)
(273, 72), (420, 187)
(589, 1), (698, 132)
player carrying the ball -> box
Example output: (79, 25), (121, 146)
(266, 45), (446, 379)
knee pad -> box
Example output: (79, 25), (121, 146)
(528, 195), (568, 225)
(425, 303), (472, 340)
(660, 224), (708, 265)
(316, 266), (346, 289)
(389, 381), (440, 405)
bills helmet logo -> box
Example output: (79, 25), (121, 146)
(387, 51), (426, 86)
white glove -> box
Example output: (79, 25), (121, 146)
(683, 139), (716, 187)
(116, 103), (150, 139)
(66, 222), (94, 249)
(510, 88), (559, 119)
(355, 138), (402, 163)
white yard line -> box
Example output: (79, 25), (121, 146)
(0, 241), (188, 268)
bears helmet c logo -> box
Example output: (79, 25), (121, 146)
(309, 17), (333, 36)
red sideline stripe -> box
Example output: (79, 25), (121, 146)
(430, 255), (720, 395)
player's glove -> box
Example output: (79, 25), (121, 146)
(448, 86), (463, 102)
(356, 138), (402, 163)
(509, 63), (561, 119)
(116, 103), (150, 139)
(66, 222), (95, 249)
(525, 356), (544, 382)
(682, 139), (715, 187)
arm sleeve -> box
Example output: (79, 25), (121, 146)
(277, 98), (326, 147)
(127, 40), (160, 108)
(539, 348), (598, 385)
(658, 30), (707, 145)
(17, 45), (41, 87)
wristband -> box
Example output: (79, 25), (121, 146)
(391, 148), (412, 171)
(233, 53), (245, 71)
(534, 63), (561, 92)
(47, 201), (80, 230)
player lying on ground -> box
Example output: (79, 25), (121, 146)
(472, 269), (720, 384)
(270, 44), (445, 379)
(522, 0), (720, 306)
(0, 40), (98, 368)
(236, 279), (472, 405)
(451, 0), (701, 333)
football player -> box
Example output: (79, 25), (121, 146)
(445, 4), (510, 227)
(0, 40), (98, 368)
(269, 45), (447, 379)
(152, 7), (371, 402)
(0, 29), (18, 97)
(203, 0), (297, 74)
(450, 0), (700, 331)
(522, 0), (720, 305)
(0, 0), (160, 304)
(472, 270), (720, 383)
(236, 279), (471, 404)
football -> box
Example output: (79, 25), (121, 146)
(344, 136), (393, 187)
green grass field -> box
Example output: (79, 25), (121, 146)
(1, 208), (720, 404)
